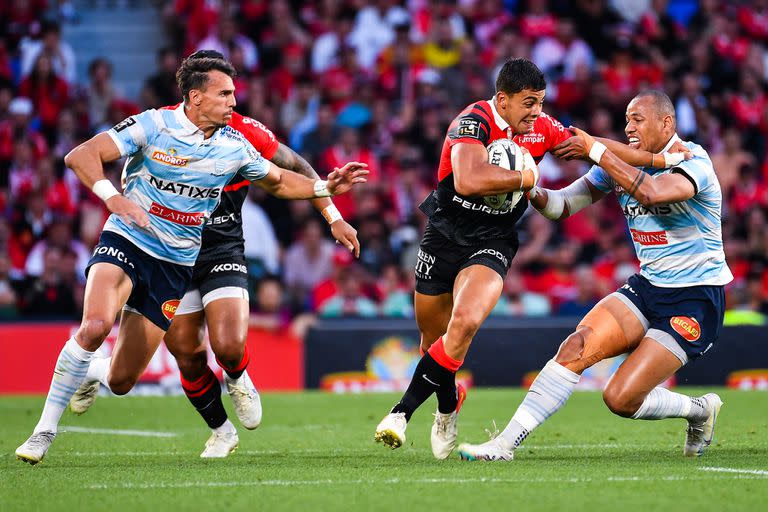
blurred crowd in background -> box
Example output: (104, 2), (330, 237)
(1, 0), (768, 330)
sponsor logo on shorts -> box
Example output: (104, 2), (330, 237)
(93, 246), (135, 268)
(149, 202), (206, 225)
(630, 229), (668, 246)
(452, 195), (516, 215)
(161, 299), (181, 321)
(148, 175), (220, 199)
(211, 263), (247, 273)
(415, 249), (435, 279)
(151, 150), (189, 167)
(621, 283), (637, 295)
(469, 248), (509, 268)
(670, 316), (701, 342)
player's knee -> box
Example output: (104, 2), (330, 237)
(76, 318), (113, 349)
(211, 333), (246, 369)
(554, 329), (587, 365)
(175, 352), (208, 381)
(448, 306), (483, 344)
(108, 374), (137, 396)
(602, 385), (641, 418)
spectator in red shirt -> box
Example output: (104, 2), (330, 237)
(19, 53), (69, 141)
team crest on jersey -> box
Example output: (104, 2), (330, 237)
(161, 299), (181, 321)
(113, 117), (136, 132)
(670, 316), (701, 342)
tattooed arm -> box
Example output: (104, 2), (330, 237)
(270, 143), (362, 256)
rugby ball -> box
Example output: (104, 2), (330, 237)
(484, 139), (537, 210)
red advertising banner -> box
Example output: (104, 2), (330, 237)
(0, 323), (303, 394)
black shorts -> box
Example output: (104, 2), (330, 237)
(190, 256), (249, 297)
(414, 223), (517, 295)
(86, 231), (193, 331)
(616, 273), (726, 363)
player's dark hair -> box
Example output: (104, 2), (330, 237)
(634, 90), (676, 120)
(495, 58), (546, 94)
(176, 55), (236, 101)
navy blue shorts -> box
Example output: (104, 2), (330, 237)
(86, 231), (193, 330)
(616, 273), (725, 363)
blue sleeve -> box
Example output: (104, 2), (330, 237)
(584, 164), (614, 193)
(106, 109), (159, 157)
(238, 139), (270, 181)
(671, 151), (712, 195)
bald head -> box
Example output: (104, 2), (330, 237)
(633, 90), (676, 123)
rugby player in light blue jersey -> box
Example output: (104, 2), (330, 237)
(458, 90), (731, 462)
(15, 56), (368, 465)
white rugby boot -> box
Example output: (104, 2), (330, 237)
(69, 380), (100, 415)
(16, 431), (57, 465)
(200, 429), (239, 458)
(430, 383), (467, 459)
(225, 371), (262, 430)
(374, 412), (407, 449)
(684, 393), (723, 457)
(457, 436), (514, 462)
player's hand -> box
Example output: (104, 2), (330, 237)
(105, 195), (150, 228)
(528, 186), (548, 211)
(330, 219), (360, 257)
(659, 140), (693, 167)
(552, 130), (591, 161)
(519, 147), (539, 191)
(327, 161), (369, 196)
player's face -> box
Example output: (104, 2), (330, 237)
(497, 89), (545, 135)
(624, 96), (666, 153)
(197, 70), (236, 128)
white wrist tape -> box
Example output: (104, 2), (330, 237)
(321, 204), (342, 224)
(663, 151), (686, 168)
(589, 141), (607, 164)
(92, 179), (120, 202)
(313, 179), (332, 197)
(537, 178), (593, 220)
(538, 187), (564, 220)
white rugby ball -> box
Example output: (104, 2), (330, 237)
(484, 138), (539, 210)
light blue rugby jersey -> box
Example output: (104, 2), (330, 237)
(105, 105), (269, 265)
(584, 134), (733, 288)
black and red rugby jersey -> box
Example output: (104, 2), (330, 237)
(421, 99), (570, 246)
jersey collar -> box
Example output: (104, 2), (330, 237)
(660, 133), (682, 153)
(488, 98), (510, 131)
(174, 103), (201, 135)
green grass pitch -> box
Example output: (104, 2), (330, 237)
(1, 388), (766, 511)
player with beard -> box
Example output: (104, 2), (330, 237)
(67, 51), (361, 458)
(15, 54), (367, 464)
(374, 59), (691, 460)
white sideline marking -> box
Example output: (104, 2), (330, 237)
(87, 473), (768, 490)
(700, 467), (768, 476)
(60, 426), (177, 438)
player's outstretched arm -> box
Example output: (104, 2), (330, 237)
(552, 133), (692, 168)
(452, 143), (537, 196)
(529, 177), (605, 220)
(270, 143), (361, 256)
(255, 161), (369, 200)
(568, 126), (695, 206)
(64, 133), (149, 227)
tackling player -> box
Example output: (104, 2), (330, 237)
(68, 51), (361, 458)
(373, 59), (690, 460)
(457, 91), (730, 461)
(15, 55), (367, 464)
